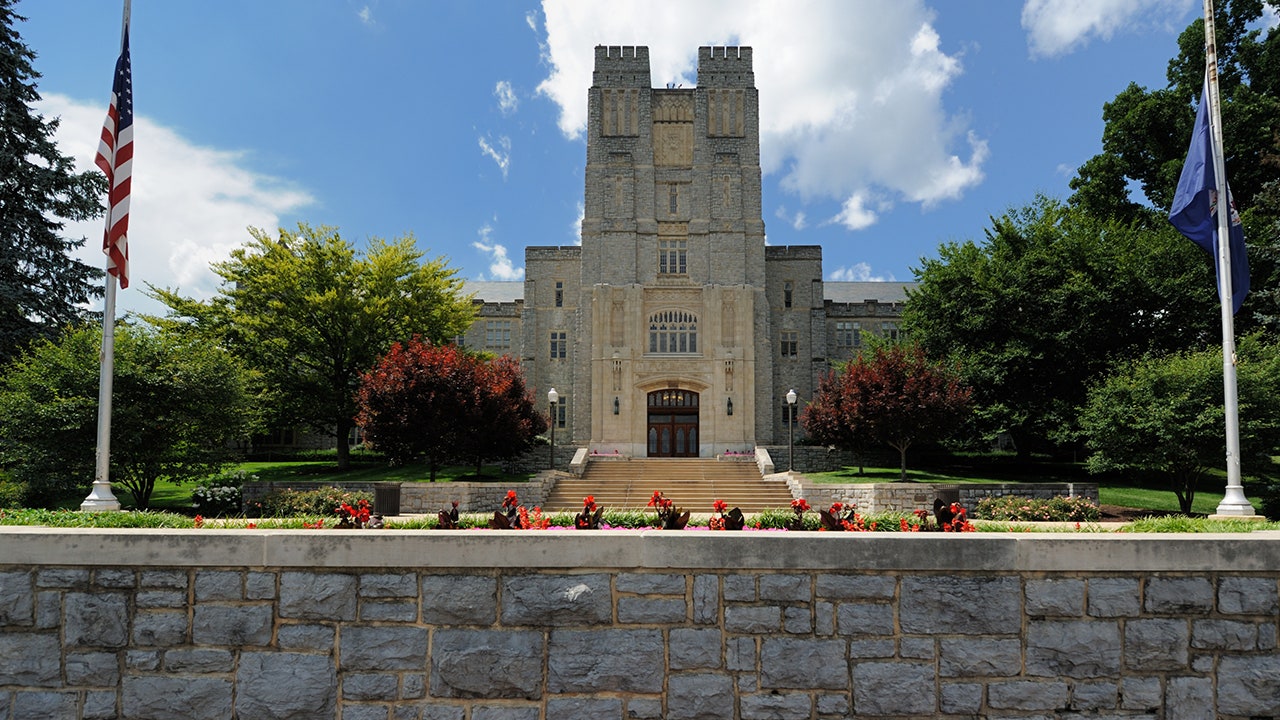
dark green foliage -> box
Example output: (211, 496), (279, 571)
(0, 1), (106, 365)
(256, 487), (372, 518)
(0, 324), (252, 507)
(1081, 337), (1280, 514)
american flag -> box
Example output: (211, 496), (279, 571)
(95, 24), (133, 289)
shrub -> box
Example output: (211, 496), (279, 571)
(258, 487), (373, 517)
(1259, 481), (1280, 522)
(0, 472), (27, 509)
(974, 495), (1100, 522)
(192, 471), (253, 517)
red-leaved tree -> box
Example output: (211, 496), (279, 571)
(803, 344), (971, 481)
(354, 340), (546, 479)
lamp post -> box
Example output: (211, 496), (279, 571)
(547, 388), (558, 470)
(786, 388), (797, 472)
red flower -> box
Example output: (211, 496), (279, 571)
(791, 498), (810, 513)
(648, 491), (663, 507)
(503, 490), (519, 509)
(830, 501), (844, 513)
(246, 523), (257, 529)
(193, 515), (204, 528)
(583, 495), (596, 511)
(713, 499), (728, 514)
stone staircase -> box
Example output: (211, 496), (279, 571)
(541, 458), (795, 514)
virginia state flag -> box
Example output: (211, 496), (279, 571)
(1169, 77), (1249, 314)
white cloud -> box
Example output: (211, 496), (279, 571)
(1021, 0), (1194, 58)
(477, 134), (512, 179)
(1263, 4), (1280, 30)
(774, 205), (807, 230)
(38, 94), (314, 317)
(536, 0), (987, 229)
(831, 193), (880, 231)
(357, 5), (374, 26)
(827, 262), (895, 282)
(472, 223), (525, 280)
(571, 201), (584, 244)
(494, 80), (519, 115)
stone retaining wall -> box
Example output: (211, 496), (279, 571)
(1, 529), (1278, 719)
(792, 480), (1100, 514)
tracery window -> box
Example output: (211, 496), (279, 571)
(647, 310), (698, 354)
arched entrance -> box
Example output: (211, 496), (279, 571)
(647, 389), (699, 457)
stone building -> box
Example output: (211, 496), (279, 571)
(461, 45), (914, 458)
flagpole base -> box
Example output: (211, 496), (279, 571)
(1210, 485), (1258, 519)
(80, 482), (121, 513)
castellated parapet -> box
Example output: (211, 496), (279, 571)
(697, 46), (754, 87)
(593, 45), (652, 86)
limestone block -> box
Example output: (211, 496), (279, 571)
(122, 676), (234, 720)
(402, 673), (425, 700)
(65, 651), (121, 685)
(140, 569), (187, 589)
(726, 636), (756, 671)
(1217, 654), (1280, 717)
(1120, 676), (1162, 710)
(135, 590), (185, 609)
(666, 673), (735, 720)
(545, 696), (624, 719)
(279, 572), (357, 621)
(1165, 675), (1214, 720)
(847, 639), (895, 658)
(125, 650), (160, 671)
(1025, 578), (1085, 616)
(1123, 618), (1189, 671)
(1218, 576), (1279, 615)
(83, 689), (118, 720)
(758, 574), (809, 602)
(471, 706), (540, 720)
(12, 690), (78, 718)
(1191, 618), (1258, 651)
(739, 692), (811, 719)
(816, 692), (850, 716)
(939, 636), (1021, 677)
(626, 696), (664, 719)
(430, 629), (544, 699)
(669, 628), (722, 669)
(501, 574), (611, 626)
(421, 574), (496, 625)
(192, 603), (274, 646)
(852, 662), (934, 715)
(341, 704), (392, 720)
(547, 629), (665, 693)
(899, 576), (1020, 634)
(340, 626), (428, 671)
(342, 672), (399, 701)
(194, 570), (242, 601)
(814, 602), (834, 636)
(245, 571), (277, 600)
(34, 591), (59, 629)
(360, 573), (418, 599)
(723, 575), (756, 601)
(64, 592), (129, 648)
(419, 705), (466, 720)
(939, 682), (982, 715)
(693, 574), (718, 624)
(35, 568), (88, 588)
(234, 651), (337, 719)
(1026, 620), (1122, 678)
(899, 637), (934, 660)
(783, 606), (811, 634)
(986, 679), (1069, 711)
(1144, 577), (1213, 614)
(618, 596), (686, 624)
(724, 605), (779, 633)
(617, 572), (685, 595)
(835, 602), (893, 636)
(759, 638), (846, 690)
(277, 623), (335, 651)
(1071, 680), (1118, 711)
(163, 649), (233, 674)
(1087, 577), (1141, 617)
(0, 570), (33, 626)
(360, 600), (418, 623)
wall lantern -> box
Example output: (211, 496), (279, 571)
(613, 396), (620, 415)
(726, 397), (734, 416)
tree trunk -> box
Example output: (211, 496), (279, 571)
(335, 417), (352, 470)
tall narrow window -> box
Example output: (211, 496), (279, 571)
(550, 332), (567, 360)
(485, 320), (511, 350)
(784, 281), (794, 308)
(780, 331), (798, 358)
(835, 321), (860, 349)
(658, 239), (687, 275)
(554, 281), (564, 308)
(668, 184), (679, 215)
(883, 323), (900, 341)
(554, 398), (567, 428)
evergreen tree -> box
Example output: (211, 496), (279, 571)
(0, 1), (107, 365)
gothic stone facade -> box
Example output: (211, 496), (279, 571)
(462, 46), (914, 457)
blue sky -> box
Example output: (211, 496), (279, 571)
(16, 0), (1275, 316)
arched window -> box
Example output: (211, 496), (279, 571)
(648, 310), (698, 354)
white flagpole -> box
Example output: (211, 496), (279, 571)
(1202, 0), (1253, 517)
(81, 0), (130, 513)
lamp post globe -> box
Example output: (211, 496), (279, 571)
(786, 389), (797, 471)
(547, 388), (558, 470)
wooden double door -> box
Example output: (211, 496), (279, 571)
(647, 389), (699, 457)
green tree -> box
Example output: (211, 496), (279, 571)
(151, 223), (475, 469)
(904, 197), (1218, 456)
(0, 324), (252, 508)
(1068, 0), (1280, 331)
(0, 1), (106, 365)
(1080, 337), (1280, 514)
(802, 343), (971, 481)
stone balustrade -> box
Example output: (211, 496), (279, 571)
(1, 528), (1279, 718)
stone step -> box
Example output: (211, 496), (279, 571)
(541, 458), (794, 513)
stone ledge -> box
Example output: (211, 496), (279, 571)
(2, 527), (1279, 572)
